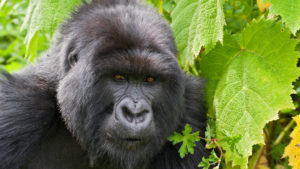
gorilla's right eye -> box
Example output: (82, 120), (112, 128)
(145, 77), (154, 83)
(114, 74), (126, 81)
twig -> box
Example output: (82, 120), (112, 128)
(198, 136), (224, 167)
(211, 139), (223, 166)
(198, 136), (223, 142)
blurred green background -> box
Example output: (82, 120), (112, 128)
(0, 0), (49, 72)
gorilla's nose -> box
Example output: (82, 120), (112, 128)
(115, 98), (152, 129)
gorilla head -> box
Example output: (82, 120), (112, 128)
(55, 0), (191, 168)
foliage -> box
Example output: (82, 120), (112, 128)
(0, 0), (49, 71)
(0, 0), (27, 71)
(21, 0), (83, 60)
(171, 0), (225, 69)
(168, 124), (200, 158)
(223, 0), (260, 34)
(198, 150), (219, 169)
(1, 0), (300, 168)
(200, 19), (299, 168)
(283, 115), (300, 169)
(264, 0), (300, 35)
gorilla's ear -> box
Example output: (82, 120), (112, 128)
(183, 75), (207, 133)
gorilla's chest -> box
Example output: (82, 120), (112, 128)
(24, 125), (151, 169)
(25, 126), (93, 169)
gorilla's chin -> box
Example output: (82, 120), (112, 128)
(90, 135), (163, 169)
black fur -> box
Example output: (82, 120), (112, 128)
(0, 0), (209, 169)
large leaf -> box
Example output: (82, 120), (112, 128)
(22, 0), (83, 60)
(283, 115), (300, 169)
(200, 19), (300, 168)
(264, 0), (300, 35)
(171, 0), (225, 69)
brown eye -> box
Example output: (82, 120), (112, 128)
(114, 74), (125, 81)
(145, 77), (154, 83)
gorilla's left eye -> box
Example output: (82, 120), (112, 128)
(145, 77), (154, 83)
(114, 74), (126, 81)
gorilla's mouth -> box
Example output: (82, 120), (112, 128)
(118, 138), (149, 150)
(108, 135), (150, 150)
(120, 137), (148, 147)
(123, 138), (142, 142)
(105, 131), (150, 150)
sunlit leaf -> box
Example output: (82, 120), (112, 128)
(21, 0), (83, 60)
(264, 0), (300, 35)
(171, 0), (225, 68)
(200, 19), (300, 168)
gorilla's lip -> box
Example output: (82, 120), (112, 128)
(118, 136), (146, 145)
(123, 138), (142, 142)
(118, 137), (149, 150)
(105, 132), (149, 149)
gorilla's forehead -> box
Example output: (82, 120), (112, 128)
(62, 0), (177, 58)
(94, 49), (180, 76)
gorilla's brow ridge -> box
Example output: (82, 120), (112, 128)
(94, 48), (177, 78)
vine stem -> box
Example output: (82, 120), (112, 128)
(198, 136), (223, 167)
(272, 119), (295, 146)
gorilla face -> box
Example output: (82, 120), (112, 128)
(58, 48), (184, 166)
(56, 0), (184, 167)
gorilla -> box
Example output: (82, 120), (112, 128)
(0, 0), (208, 169)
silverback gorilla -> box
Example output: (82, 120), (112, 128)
(0, 0), (209, 169)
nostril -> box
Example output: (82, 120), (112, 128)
(121, 106), (150, 124)
(135, 110), (149, 123)
(136, 110), (148, 118)
(136, 115), (145, 123)
(122, 107), (134, 123)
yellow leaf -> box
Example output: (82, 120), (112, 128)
(283, 115), (300, 169)
(257, 0), (272, 12)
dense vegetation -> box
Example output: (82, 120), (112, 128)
(0, 0), (299, 168)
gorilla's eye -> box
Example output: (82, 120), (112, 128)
(68, 52), (78, 67)
(114, 74), (126, 81)
(145, 77), (154, 83)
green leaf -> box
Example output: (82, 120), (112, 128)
(198, 150), (219, 169)
(162, 0), (176, 13)
(4, 61), (26, 72)
(205, 118), (216, 140)
(146, 0), (164, 13)
(22, 0), (83, 60)
(25, 31), (38, 61)
(0, 0), (7, 11)
(198, 157), (211, 169)
(264, 0), (300, 35)
(222, 130), (241, 154)
(171, 0), (225, 68)
(168, 124), (200, 158)
(200, 19), (300, 168)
